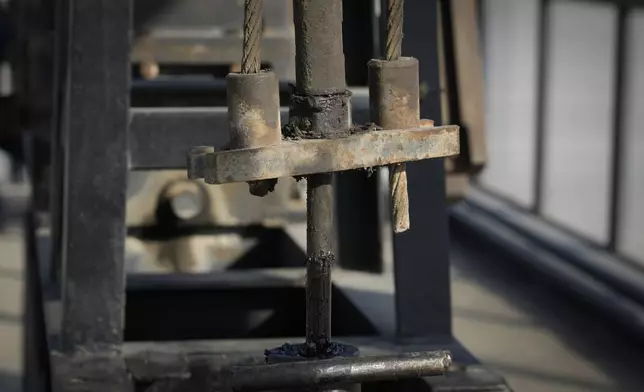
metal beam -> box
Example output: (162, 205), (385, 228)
(391, 0), (452, 338)
(59, 0), (131, 354)
(128, 90), (372, 170)
(129, 107), (234, 170)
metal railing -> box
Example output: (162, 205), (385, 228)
(478, 0), (644, 266)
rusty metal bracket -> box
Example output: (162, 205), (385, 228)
(182, 1), (461, 388)
(187, 124), (459, 184)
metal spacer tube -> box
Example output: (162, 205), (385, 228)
(368, 57), (420, 129)
(368, 57), (421, 233)
(226, 70), (281, 196)
(226, 71), (282, 149)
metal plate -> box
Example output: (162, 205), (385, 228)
(189, 125), (460, 184)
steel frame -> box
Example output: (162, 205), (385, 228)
(20, 0), (511, 391)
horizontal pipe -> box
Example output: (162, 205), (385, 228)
(230, 350), (451, 391)
(450, 193), (644, 338)
(465, 188), (644, 307)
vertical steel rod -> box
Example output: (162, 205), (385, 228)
(292, 0), (347, 356)
(306, 173), (334, 353)
(293, 0), (346, 95)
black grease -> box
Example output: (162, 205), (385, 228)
(248, 179), (278, 197)
(265, 342), (359, 363)
(284, 91), (353, 140)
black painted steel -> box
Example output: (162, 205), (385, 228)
(23, 204), (51, 391)
(391, 0), (452, 337)
(124, 271), (378, 342)
(130, 108), (259, 170)
(59, 0), (131, 353)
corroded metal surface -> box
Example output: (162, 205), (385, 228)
(188, 124), (459, 184)
(226, 71), (282, 149)
(368, 57), (421, 233)
(286, 92), (352, 140)
(292, 0), (345, 95)
(289, 0), (350, 361)
(305, 174), (334, 354)
(187, 146), (214, 180)
(227, 69), (281, 198)
(368, 58), (420, 130)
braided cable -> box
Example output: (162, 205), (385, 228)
(386, 0), (410, 233)
(386, 0), (404, 61)
(242, 0), (263, 74)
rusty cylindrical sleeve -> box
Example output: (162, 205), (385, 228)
(368, 57), (420, 129)
(368, 57), (420, 233)
(226, 71), (282, 149)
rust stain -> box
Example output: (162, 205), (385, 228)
(234, 101), (281, 148)
(382, 85), (420, 130)
(202, 125), (460, 184)
(420, 119), (435, 127)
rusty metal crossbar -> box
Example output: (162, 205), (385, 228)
(188, 124), (459, 183)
